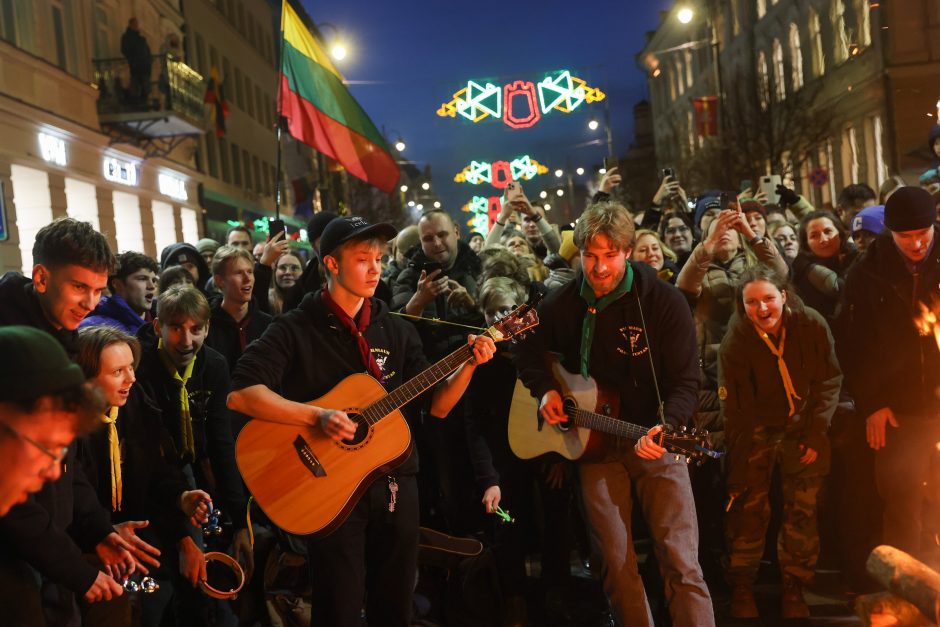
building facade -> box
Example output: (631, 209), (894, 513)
(0, 0), (204, 273)
(639, 0), (940, 207)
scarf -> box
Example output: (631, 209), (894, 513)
(322, 290), (384, 382)
(101, 406), (122, 511)
(157, 339), (197, 462)
(753, 322), (802, 416)
(578, 264), (633, 379)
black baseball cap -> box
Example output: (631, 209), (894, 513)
(307, 211), (338, 245)
(319, 216), (398, 260)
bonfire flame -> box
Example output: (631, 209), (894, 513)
(915, 301), (940, 352)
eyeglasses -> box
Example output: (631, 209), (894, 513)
(0, 422), (68, 467)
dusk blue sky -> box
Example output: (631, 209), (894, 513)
(299, 0), (674, 217)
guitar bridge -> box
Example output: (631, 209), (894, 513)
(293, 435), (327, 477)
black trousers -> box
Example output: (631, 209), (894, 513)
(307, 474), (418, 627)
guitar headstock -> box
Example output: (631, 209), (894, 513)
(659, 426), (723, 463)
(486, 304), (539, 343)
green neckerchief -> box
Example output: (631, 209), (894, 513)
(578, 264), (633, 379)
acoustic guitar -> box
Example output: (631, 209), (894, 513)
(508, 356), (721, 463)
(236, 304), (539, 536)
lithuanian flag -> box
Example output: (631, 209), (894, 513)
(279, 2), (399, 194)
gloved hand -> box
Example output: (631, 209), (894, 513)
(775, 184), (800, 208)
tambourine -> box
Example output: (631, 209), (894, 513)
(199, 551), (245, 600)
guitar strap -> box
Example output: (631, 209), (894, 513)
(633, 277), (667, 428)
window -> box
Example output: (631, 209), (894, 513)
(210, 45), (219, 73)
(731, 0), (740, 36)
(219, 137), (231, 183)
(0, 0), (39, 56)
(262, 161), (271, 196)
(756, 0), (766, 19)
(854, 0), (871, 47)
(231, 142), (242, 186)
(242, 149), (252, 190)
(112, 191), (144, 255)
(181, 207), (199, 245)
(826, 139), (837, 202)
(789, 23), (804, 91)
(236, 1), (245, 35)
(11, 165), (52, 272)
(92, 2), (110, 59)
(222, 57), (233, 100)
(873, 115), (887, 186)
(245, 77), (255, 118)
(151, 200), (176, 256)
(832, 0), (849, 64)
(195, 33), (207, 75)
(757, 50), (770, 110)
(204, 134), (219, 179)
(841, 124), (859, 185)
(65, 178), (99, 231)
(687, 110), (695, 155)
(253, 156), (261, 196)
(684, 49), (693, 88)
(675, 57), (684, 96)
(809, 9), (825, 77)
(234, 67), (244, 109)
(772, 39), (785, 101)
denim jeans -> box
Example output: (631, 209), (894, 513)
(579, 441), (714, 627)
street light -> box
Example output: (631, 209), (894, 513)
(576, 167), (585, 176)
(588, 118), (599, 131)
(400, 184), (408, 193)
(539, 190), (548, 199)
(556, 189), (564, 197)
(543, 204), (551, 211)
(599, 167), (607, 175)
(421, 182), (430, 191)
(554, 168), (563, 178)
(317, 23), (349, 62)
(433, 201), (441, 208)
(407, 201), (415, 207)
(676, 7), (694, 24)
(331, 43), (347, 61)
(394, 138), (406, 152)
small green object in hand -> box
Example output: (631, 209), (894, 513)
(493, 505), (515, 524)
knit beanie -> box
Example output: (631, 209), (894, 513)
(195, 238), (220, 255)
(0, 327), (84, 402)
(884, 186), (936, 232)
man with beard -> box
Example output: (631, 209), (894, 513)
(82, 251), (158, 334)
(515, 202), (713, 626)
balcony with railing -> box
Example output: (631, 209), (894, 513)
(93, 54), (206, 144)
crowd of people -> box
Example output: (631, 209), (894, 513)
(0, 127), (939, 627)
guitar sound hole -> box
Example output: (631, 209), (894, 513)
(559, 399), (577, 432)
(341, 414), (370, 446)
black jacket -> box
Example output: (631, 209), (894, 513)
(205, 301), (273, 374)
(0, 272), (79, 358)
(515, 261), (700, 430)
(135, 334), (248, 529)
(391, 241), (484, 360)
(718, 297), (842, 489)
(791, 248), (857, 322)
(464, 348), (519, 490)
(835, 228), (940, 419)
(232, 291), (431, 474)
(0, 446), (114, 594)
(120, 27), (151, 71)
(74, 385), (191, 543)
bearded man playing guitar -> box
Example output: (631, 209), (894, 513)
(515, 202), (714, 626)
(227, 216), (496, 627)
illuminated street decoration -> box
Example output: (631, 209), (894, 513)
(503, 81), (541, 129)
(461, 195), (502, 235)
(454, 155), (548, 186)
(438, 70), (605, 129)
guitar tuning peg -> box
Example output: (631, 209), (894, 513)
(690, 427), (697, 435)
(680, 425), (686, 433)
(685, 456), (692, 465)
(674, 454), (681, 462)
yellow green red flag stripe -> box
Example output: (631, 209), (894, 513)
(279, 2), (399, 193)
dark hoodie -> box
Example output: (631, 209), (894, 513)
(80, 293), (147, 335)
(134, 329), (248, 529)
(160, 243), (211, 290)
(231, 291), (432, 475)
(515, 261), (700, 431)
(718, 296), (842, 489)
(834, 227), (940, 420)
(0, 272), (79, 358)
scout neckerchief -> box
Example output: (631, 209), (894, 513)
(578, 264), (634, 379)
(157, 338), (197, 462)
(322, 290), (384, 382)
(753, 321), (802, 416)
(101, 406), (122, 511)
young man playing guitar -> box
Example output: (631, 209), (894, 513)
(515, 202), (714, 626)
(227, 216), (496, 627)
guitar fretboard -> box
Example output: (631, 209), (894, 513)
(566, 406), (651, 440)
(361, 343), (475, 425)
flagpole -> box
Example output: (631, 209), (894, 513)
(274, 0), (289, 221)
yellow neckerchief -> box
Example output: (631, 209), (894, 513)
(101, 406), (122, 511)
(753, 320), (802, 417)
(157, 338), (197, 462)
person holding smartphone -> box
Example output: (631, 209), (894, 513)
(484, 182), (560, 257)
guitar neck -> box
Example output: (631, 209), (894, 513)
(567, 407), (650, 440)
(361, 343), (474, 425)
